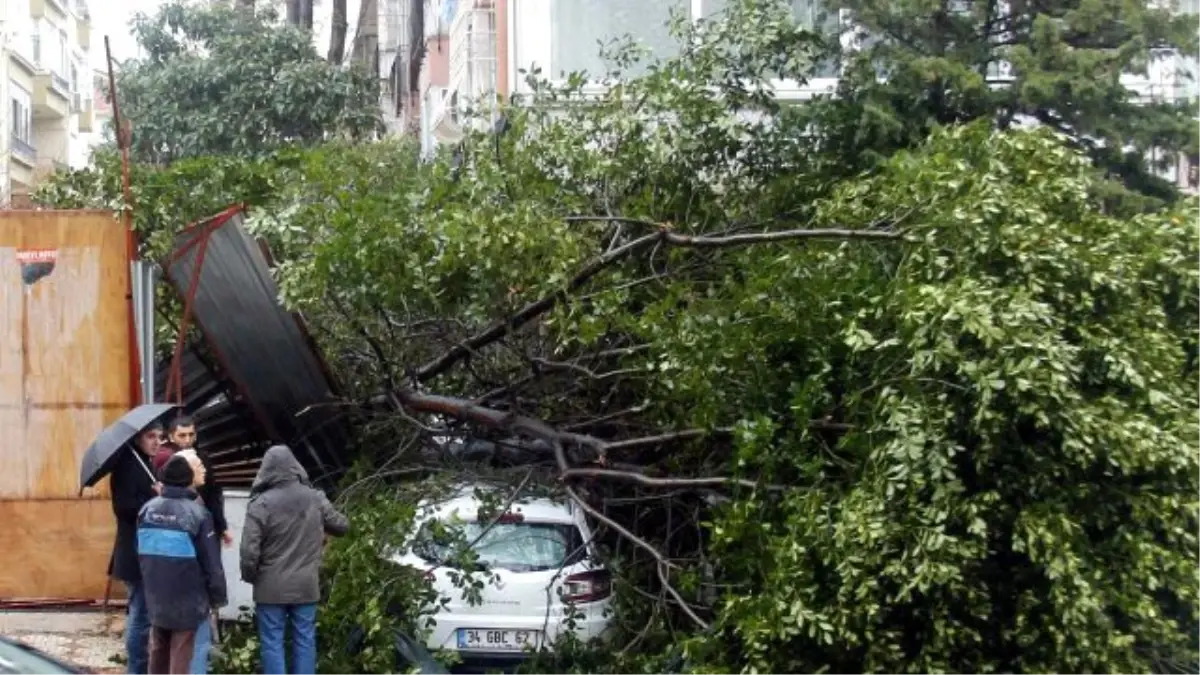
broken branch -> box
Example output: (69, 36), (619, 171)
(414, 222), (902, 382)
(561, 467), (785, 491)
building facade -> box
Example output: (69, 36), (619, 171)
(72, 66), (108, 166)
(395, 0), (904, 151)
(0, 0), (92, 206)
(393, 0), (1198, 193)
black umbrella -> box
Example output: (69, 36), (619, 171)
(79, 403), (177, 492)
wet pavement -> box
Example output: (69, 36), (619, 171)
(0, 611), (125, 672)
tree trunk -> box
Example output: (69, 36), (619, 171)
(328, 0), (348, 63)
(286, 0), (314, 30)
(351, 0), (380, 77)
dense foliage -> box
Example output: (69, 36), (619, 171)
(112, 0), (381, 164)
(812, 0), (1199, 211)
(39, 1), (1198, 672)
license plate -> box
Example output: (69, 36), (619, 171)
(456, 628), (540, 651)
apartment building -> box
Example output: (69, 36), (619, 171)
(389, 0), (890, 152)
(71, 67), (108, 166)
(0, 0), (92, 205)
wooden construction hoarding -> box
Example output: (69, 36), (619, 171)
(0, 211), (132, 600)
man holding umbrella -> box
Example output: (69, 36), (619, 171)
(111, 421), (164, 674)
(80, 402), (178, 675)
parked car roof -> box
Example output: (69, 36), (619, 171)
(418, 484), (577, 525)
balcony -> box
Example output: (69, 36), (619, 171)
(10, 136), (36, 167)
(30, 0), (69, 20)
(76, 16), (91, 51)
(427, 90), (464, 144)
(32, 72), (70, 119)
(76, 95), (94, 132)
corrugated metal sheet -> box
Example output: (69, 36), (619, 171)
(153, 342), (268, 488)
(161, 207), (351, 485)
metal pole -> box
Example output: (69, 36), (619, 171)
(146, 264), (158, 403)
(105, 36), (143, 407)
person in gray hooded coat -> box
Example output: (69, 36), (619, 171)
(240, 445), (349, 675)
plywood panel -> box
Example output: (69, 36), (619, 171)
(0, 248), (20, 405)
(0, 409), (27, 497)
(26, 407), (113, 498)
(0, 499), (117, 599)
(0, 211), (131, 500)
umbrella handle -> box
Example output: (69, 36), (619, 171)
(133, 451), (157, 483)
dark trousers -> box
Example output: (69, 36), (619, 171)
(148, 626), (197, 675)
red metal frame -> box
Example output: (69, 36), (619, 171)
(163, 205), (241, 404)
(105, 36), (142, 409)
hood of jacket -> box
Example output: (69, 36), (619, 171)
(251, 445), (309, 494)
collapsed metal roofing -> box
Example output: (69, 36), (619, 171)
(153, 341), (270, 488)
(160, 206), (352, 487)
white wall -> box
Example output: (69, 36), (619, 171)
(7, 0), (36, 64)
(219, 488), (256, 622)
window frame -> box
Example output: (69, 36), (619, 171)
(58, 27), (69, 77)
(508, 0), (849, 101)
(11, 83), (33, 150)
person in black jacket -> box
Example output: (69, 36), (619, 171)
(166, 416), (228, 544)
(110, 422), (163, 675)
(138, 455), (227, 675)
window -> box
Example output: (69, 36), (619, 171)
(11, 84), (33, 155)
(699, 0), (839, 29)
(70, 63), (78, 93)
(547, 0), (685, 79)
(516, 0), (844, 89)
(59, 29), (69, 76)
(700, 0), (842, 77)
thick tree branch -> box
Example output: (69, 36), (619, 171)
(531, 357), (642, 381)
(561, 467), (785, 491)
(606, 428), (723, 451)
(379, 386), (786, 632)
(413, 222), (902, 382)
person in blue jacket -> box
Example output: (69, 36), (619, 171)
(138, 455), (227, 674)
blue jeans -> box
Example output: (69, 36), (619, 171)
(124, 581), (151, 674)
(257, 603), (317, 675)
(190, 613), (212, 674)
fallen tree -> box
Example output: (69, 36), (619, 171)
(37, 1), (1198, 672)
(252, 70), (1197, 675)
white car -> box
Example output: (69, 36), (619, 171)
(391, 486), (613, 664)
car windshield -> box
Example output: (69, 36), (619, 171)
(0, 639), (79, 674)
(413, 520), (584, 572)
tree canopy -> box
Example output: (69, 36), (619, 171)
(113, 0), (381, 164)
(807, 0), (1199, 211)
(38, 1), (1199, 672)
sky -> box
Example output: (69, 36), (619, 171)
(89, 0), (158, 70)
(89, 0), (354, 72)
